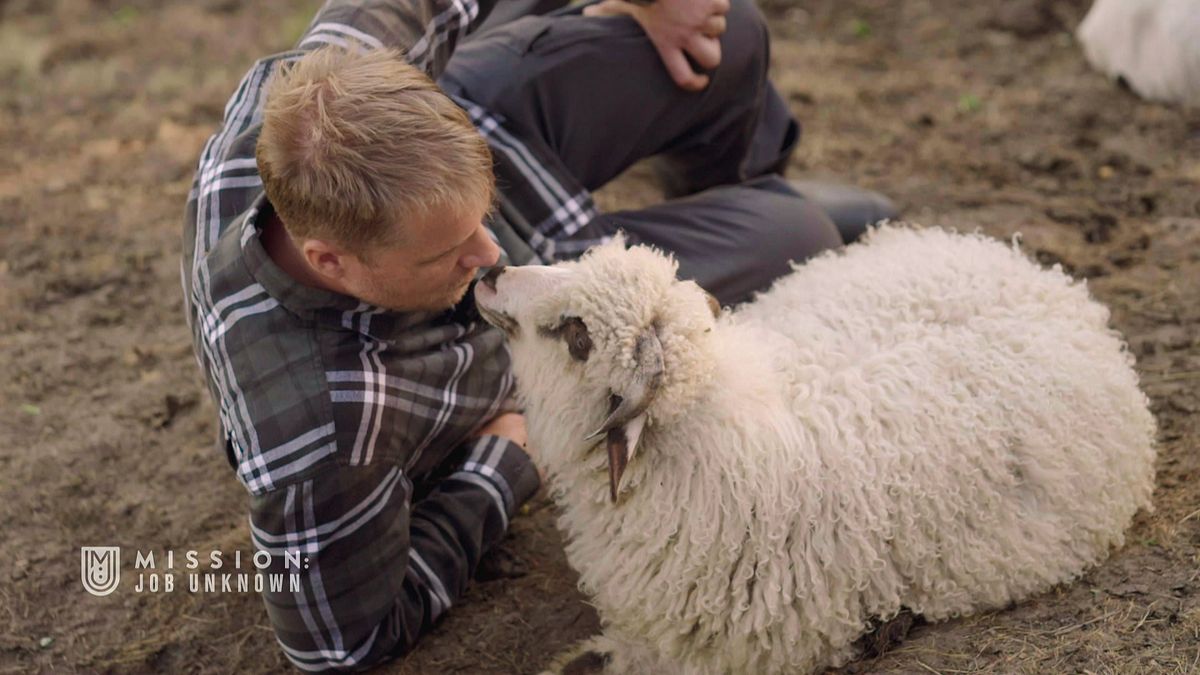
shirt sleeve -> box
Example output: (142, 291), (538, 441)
(249, 434), (540, 672)
(297, 0), (502, 80)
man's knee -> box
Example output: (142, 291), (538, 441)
(693, 185), (843, 304)
(713, 0), (771, 90)
(745, 190), (843, 269)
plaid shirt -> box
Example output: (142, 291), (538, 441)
(178, 1), (610, 670)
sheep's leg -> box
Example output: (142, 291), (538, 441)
(854, 608), (922, 659)
(542, 634), (682, 675)
(540, 636), (616, 675)
(559, 648), (610, 675)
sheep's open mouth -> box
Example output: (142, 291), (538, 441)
(477, 305), (519, 336)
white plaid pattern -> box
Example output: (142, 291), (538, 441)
(182, 2), (543, 671)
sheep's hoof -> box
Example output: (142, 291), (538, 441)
(560, 650), (611, 675)
(857, 608), (920, 659)
(541, 636), (618, 675)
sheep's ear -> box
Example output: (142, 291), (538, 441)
(605, 413), (646, 503)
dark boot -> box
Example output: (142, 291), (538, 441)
(787, 180), (899, 244)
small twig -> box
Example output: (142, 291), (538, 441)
(915, 660), (944, 675)
(1050, 610), (1118, 635)
(1130, 601), (1157, 633)
(1130, 309), (1178, 322)
(180, 614), (217, 624)
(1142, 370), (1200, 384)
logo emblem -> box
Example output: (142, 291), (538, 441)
(81, 547), (120, 596)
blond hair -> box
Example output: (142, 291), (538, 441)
(256, 46), (494, 254)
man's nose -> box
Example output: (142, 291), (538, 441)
(481, 265), (506, 291)
(460, 228), (502, 269)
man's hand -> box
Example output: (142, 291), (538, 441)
(584, 0), (730, 91)
(477, 411), (544, 480)
(477, 411), (528, 447)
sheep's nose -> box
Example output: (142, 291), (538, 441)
(481, 265), (506, 291)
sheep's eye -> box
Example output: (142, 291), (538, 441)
(563, 319), (592, 362)
(538, 316), (592, 362)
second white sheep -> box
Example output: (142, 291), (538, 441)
(1077, 0), (1200, 106)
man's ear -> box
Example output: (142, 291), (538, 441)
(301, 239), (350, 281)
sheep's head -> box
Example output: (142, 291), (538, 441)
(474, 236), (721, 502)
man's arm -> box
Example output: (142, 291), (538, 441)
(297, 0), (504, 80)
(250, 433), (540, 672)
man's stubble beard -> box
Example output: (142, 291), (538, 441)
(410, 273), (476, 313)
(445, 274), (475, 307)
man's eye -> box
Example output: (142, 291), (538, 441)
(424, 250), (455, 266)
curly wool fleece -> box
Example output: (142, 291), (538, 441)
(511, 226), (1157, 675)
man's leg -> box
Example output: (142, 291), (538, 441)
(440, 0), (848, 301)
(441, 0), (780, 195)
(609, 175), (843, 306)
(474, 0), (572, 38)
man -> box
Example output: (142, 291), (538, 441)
(181, 0), (895, 670)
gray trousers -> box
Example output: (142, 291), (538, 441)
(443, 0), (842, 305)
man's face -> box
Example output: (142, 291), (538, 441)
(339, 207), (501, 312)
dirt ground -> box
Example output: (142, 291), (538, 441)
(0, 0), (1197, 673)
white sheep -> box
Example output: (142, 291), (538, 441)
(473, 225), (1157, 674)
(1077, 0), (1200, 106)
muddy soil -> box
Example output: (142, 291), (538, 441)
(0, 0), (1197, 673)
